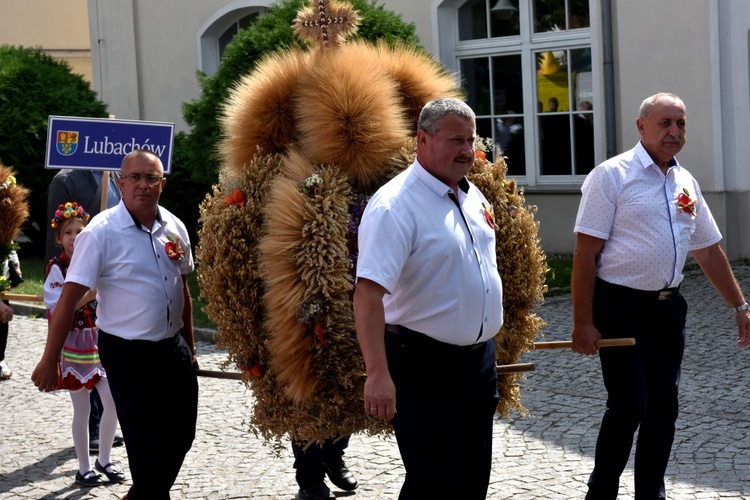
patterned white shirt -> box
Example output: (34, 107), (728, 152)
(574, 142), (721, 290)
(356, 160), (503, 346)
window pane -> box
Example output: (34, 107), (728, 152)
(497, 117), (526, 175)
(492, 55), (523, 115)
(573, 110), (594, 174)
(458, 0), (488, 41)
(536, 50), (569, 113)
(534, 0), (589, 32)
(489, 0), (520, 38)
(534, 0), (566, 32)
(461, 58), (492, 115)
(539, 115), (571, 175)
(569, 0), (590, 29)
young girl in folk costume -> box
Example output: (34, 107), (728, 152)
(45, 202), (126, 487)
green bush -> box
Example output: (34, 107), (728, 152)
(0, 46), (109, 255)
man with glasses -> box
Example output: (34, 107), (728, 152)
(33, 149), (199, 500)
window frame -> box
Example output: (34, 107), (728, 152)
(197, 1), (271, 78)
(439, 0), (602, 187)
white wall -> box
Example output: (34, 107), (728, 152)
(612, 0), (717, 188)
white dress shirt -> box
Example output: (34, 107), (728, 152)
(66, 200), (194, 341)
(574, 142), (721, 290)
(357, 160), (503, 346)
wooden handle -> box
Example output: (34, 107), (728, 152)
(199, 364), (537, 379)
(1, 293), (44, 302)
(496, 362), (535, 374)
(533, 338), (636, 350)
(195, 369), (245, 380)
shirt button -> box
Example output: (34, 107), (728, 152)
(486, 289), (489, 293)
(164, 276), (167, 281)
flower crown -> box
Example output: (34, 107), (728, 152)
(51, 202), (90, 229)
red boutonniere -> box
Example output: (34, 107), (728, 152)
(165, 235), (185, 260)
(482, 202), (496, 229)
(676, 188), (697, 217)
(223, 188), (245, 208)
(475, 150), (487, 162)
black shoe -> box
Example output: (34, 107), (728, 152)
(89, 436), (100, 453)
(95, 459), (126, 483)
(298, 484), (335, 500)
(323, 460), (358, 491)
(75, 470), (103, 487)
(113, 434), (125, 447)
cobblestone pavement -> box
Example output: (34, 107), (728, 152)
(1, 263), (749, 499)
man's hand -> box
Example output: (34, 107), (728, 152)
(364, 370), (397, 420)
(0, 302), (13, 323)
(572, 323), (601, 355)
(735, 309), (750, 347)
(31, 359), (61, 392)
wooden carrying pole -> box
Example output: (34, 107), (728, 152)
(1, 293), (43, 302)
(532, 338), (636, 350)
(197, 362), (537, 380)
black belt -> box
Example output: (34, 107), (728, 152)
(384, 324), (486, 351)
(597, 277), (680, 301)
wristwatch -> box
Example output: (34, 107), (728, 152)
(733, 302), (749, 312)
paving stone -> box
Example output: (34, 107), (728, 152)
(1, 262), (749, 498)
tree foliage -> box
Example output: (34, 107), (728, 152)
(0, 45), (108, 253)
(179, 0), (422, 188)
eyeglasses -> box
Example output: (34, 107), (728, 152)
(122, 173), (164, 186)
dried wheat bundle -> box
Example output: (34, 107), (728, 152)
(374, 41), (464, 133)
(468, 154), (548, 416)
(197, 152), (284, 384)
(0, 164), (30, 251)
(219, 50), (311, 176)
(294, 41), (409, 193)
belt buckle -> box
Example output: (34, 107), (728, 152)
(657, 289), (673, 300)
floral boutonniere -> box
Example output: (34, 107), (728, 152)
(676, 188), (697, 217)
(300, 173), (323, 197)
(165, 234), (185, 260)
(482, 202), (496, 230)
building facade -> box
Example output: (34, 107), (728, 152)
(8, 0), (750, 258)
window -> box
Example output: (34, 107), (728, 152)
(447, 0), (597, 184)
(218, 13), (260, 59)
(199, 3), (270, 78)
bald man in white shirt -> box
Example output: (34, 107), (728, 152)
(33, 149), (198, 500)
(572, 92), (750, 500)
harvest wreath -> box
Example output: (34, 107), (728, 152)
(197, 0), (547, 449)
(0, 164), (30, 286)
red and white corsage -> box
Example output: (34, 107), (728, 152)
(482, 202), (496, 229)
(165, 234), (185, 260)
(676, 188), (697, 217)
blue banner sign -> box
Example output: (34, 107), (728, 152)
(46, 116), (175, 173)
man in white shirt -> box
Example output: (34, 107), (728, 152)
(354, 98), (503, 499)
(572, 92), (750, 499)
(33, 149), (199, 500)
